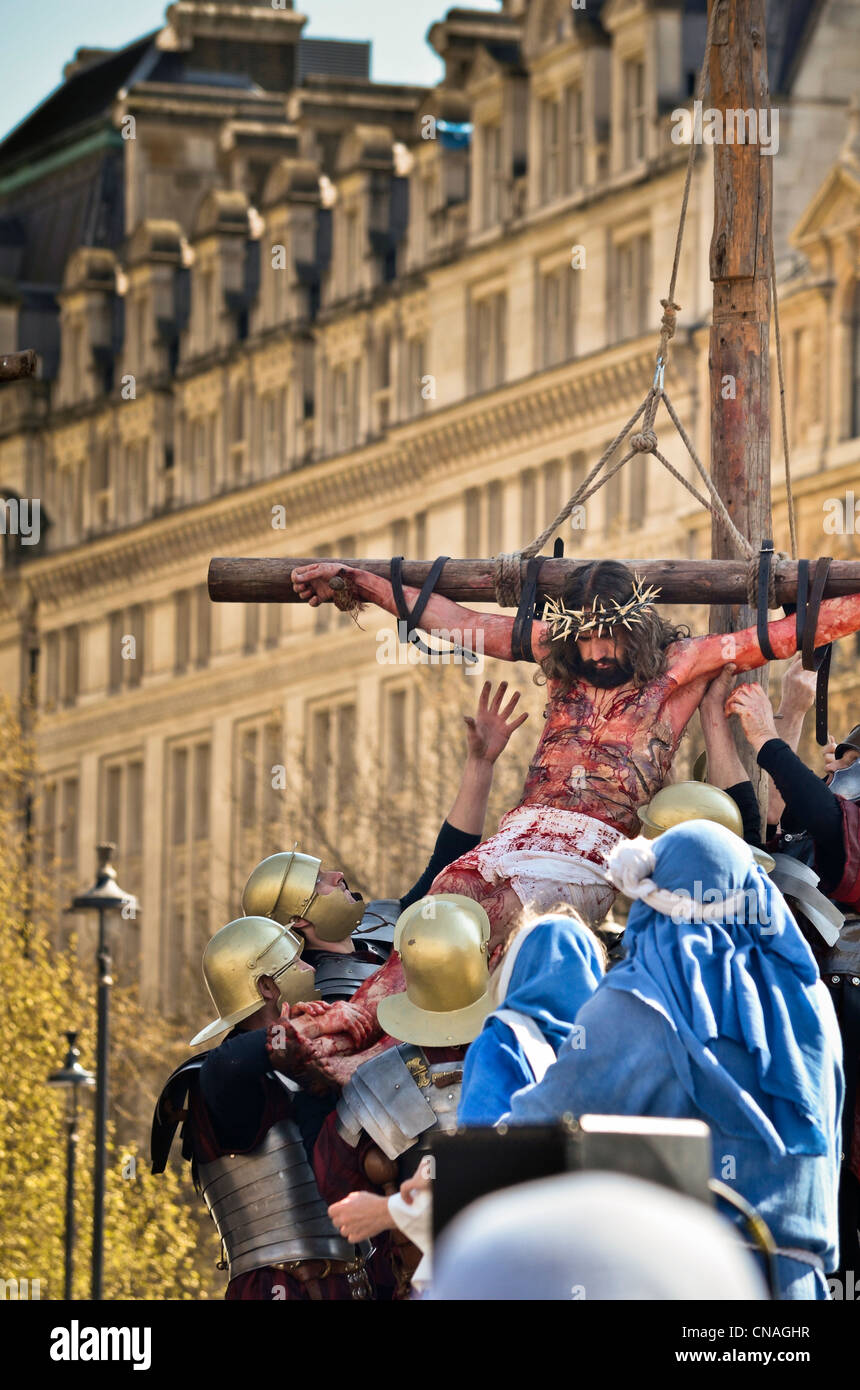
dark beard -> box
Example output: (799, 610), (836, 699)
(577, 658), (633, 689)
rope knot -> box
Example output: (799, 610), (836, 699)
(630, 430), (658, 454)
(660, 298), (681, 340)
(494, 552), (524, 607)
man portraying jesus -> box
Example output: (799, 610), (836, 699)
(286, 556), (860, 1062)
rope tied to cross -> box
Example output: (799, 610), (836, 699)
(491, 0), (797, 611)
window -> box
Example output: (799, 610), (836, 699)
(487, 480), (504, 554)
(193, 743), (210, 841)
(332, 366), (355, 452)
(133, 293), (148, 369)
(101, 757), (144, 856)
(262, 390), (284, 473)
(309, 701), (355, 822)
(603, 443), (624, 533)
(191, 416), (213, 498)
(195, 586), (210, 668)
(565, 84), (585, 193)
(541, 98), (561, 203)
(42, 630), (59, 710)
(199, 268), (215, 346)
(127, 762), (143, 854)
(175, 590), (191, 673)
(171, 747), (189, 845)
(520, 469), (537, 542)
(61, 626), (80, 708)
(91, 440), (112, 529)
(174, 587), (208, 671)
(622, 58), (646, 168)
(628, 457), (648, 528)
(244, 603), (261, 653)
(472, 292), (507, 392)
(125, 441), (148, 524)
(851, 282), (860, 438)
(344, 207), (360, 292)
(539, 263), (576, 368)
(60, 777), (78, 870)
(402, 336), (426, 419)
(611, 233), (652, 340)
(264, 603), (281, 650)
(41, 781), (57, 873)
(482, 123), (503, 227)
(240, 728), (258, 830)
(230, 383), (247, 480)
(372, 329), (392, 432)
(465, 488), (481, 554)
(544, 459), (563, 523)
(385, 688), (409, 795)
(311, 709), (331, 816)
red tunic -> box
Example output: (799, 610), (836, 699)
(314, 1045), (464, 1299)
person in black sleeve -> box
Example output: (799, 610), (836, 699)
(701, 659), (860, 1286)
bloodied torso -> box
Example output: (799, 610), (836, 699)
(519, 650), (704, 836)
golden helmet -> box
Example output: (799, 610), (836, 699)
(638, 782), (775, 872)
(189, 916), (318, 1048)
(377, 895), (492, 1047)
(242, 850), (365, 943)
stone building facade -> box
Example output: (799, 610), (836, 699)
(0, 0), (858, 1020)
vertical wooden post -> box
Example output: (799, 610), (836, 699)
(708, 0), (773, 790)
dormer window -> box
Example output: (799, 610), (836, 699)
(852, 281), (860, 438)
(481, 123), (504, 227)
(622, 57), (646, 168)
(565, 84), (585, 192)
(199, 268), (215, 345)
(541, 98), (561, 203)
(344, 206), (360, 293)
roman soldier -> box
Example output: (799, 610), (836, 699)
(151, 915), (373, 1300)
(242, 679), (526, 1077)
(311, 895), (493, 1298)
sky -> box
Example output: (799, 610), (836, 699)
(0, 0), (503, 145)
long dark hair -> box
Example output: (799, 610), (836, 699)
(538, 560), (689, 690)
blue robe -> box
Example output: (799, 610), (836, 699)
(505, 822), (844, 1301)
(458, 915), (604, 1127)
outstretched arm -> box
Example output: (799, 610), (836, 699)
(445, 680), (528, 835)
(669, 592), (860, 687)
(292, 562), (549, 662)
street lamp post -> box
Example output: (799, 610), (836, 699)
(67, 843), (138, 1302)
(47, 1031), (95, 1300)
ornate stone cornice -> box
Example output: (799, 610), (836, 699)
(16, 338), (679, 606)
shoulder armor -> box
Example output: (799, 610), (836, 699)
(314, 950), (389, 1002)
(336, 1043), (439, 1161)
(151, 1055), (208, 1174)
(352, 899), (399, 950)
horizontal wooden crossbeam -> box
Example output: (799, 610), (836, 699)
(208, 556), (860, 607)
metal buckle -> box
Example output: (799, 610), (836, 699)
(405, 1056), (431, 1088)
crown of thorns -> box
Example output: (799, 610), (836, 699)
(543, 573), (662, 642)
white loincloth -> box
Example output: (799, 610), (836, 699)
(466, 804), (622, 927)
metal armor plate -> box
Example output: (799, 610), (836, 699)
(352, 899), (399, 949)
(313, 949), (389, 1002)
(197, 1116), (354, 1279)
(336, 1045), (463, 1161)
